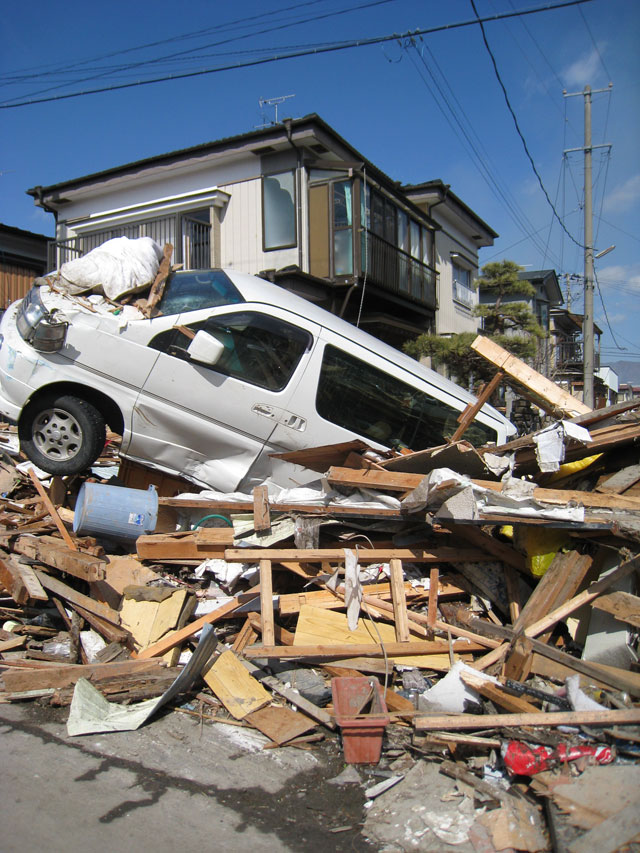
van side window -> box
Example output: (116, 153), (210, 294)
(149, 312), (312, 392)
(157, 270), (244, 315)
(316, 345), (496, 449)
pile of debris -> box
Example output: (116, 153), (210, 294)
(2, 389), (640, 850)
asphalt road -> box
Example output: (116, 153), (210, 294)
(0, 702), (370, 853)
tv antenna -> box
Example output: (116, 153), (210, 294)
(259, 95), (295, 126)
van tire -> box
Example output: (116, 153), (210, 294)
(19, 394), (106, 475)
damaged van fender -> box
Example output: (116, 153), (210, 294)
(0, 268), (516, 492)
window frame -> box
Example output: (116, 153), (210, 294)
(262, 170), (298, 252)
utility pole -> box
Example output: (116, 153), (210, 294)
(564, 83), (612, 409)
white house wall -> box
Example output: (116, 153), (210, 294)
(432, 215), (480, 337)
(218, 177), (298, 273)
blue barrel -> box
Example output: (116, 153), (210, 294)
(73, 483), (158, 541)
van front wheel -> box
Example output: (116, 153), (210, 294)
(19, 394), (106, 475)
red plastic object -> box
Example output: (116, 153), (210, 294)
(502, 740), (614, 775)
(331, 677), (390, 765)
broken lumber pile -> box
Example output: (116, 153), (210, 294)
(1, 393), (640, 851)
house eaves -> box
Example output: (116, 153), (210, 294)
(519, 269), (563, 306)
(26, 114), (438, 229)
(402, 179), (498, 247)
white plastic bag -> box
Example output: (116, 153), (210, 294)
(59, 236), (165, 300)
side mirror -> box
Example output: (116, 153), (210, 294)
(187, 330), (225, 366)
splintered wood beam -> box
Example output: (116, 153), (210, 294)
(34, 570), (120, 624)
(252, 485), (271, 531)
(259, 559), (275, 646)
(13, 535), (107, 582)
(0, 555), (48, 605)
(388, 558), (410, 642)
(449, 370), (505, 443)
(27, 468), (77, 551)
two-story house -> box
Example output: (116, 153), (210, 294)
(28, 115), (495, 350)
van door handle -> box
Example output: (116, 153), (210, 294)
(252, 403), (277, 419)
(280, 413), (307, 431)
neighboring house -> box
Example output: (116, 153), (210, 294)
(550, 308), (607, 404)
(0, 223), (49, 309)
(27, 115), (495, 350)
(403, 180), (498, 337)
(596, 366), (619, 407)
(477, 268), (564, 375)
(619, 383), (640, 402)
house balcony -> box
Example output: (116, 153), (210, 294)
(364, 231), (437, 311)
(555, 339), (600, 371)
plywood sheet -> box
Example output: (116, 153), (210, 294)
(294, 604), (452, 669)
(203, 650), (270, 719)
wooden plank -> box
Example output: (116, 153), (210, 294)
(327, 466), (423, 492)
(460, 671), (540, 714)
(27, 467), (77, 550)
(136, 528), (234, 560)
(241, 658), (335, 729)
(427, 568), (439, 629)
(13, 535), (107, 582)
(595, 463), (640, 495)
(203, 649), (270, 719)
(567, 800), (640, 853)
(231, 618), (258, 653)
(470, 335), (591, 416)
(415, 708), (640, 732)
(259, 559), (275, 647)
(388, 558), (410, 642)
(0, 555), (48, 605)
(245, 705), (316, 745)
(591, 590), (640, 628)
(1, 658), (164, 692)
(245, 641), (476, 659)
(449, 370), (505, 443)
(34, 570), (120, 625)
(0, 634), (26, 653)
(159, 497), (404, 519)
(136, 596), (242, 659)
(475, 479), (640, 511)
(119, 589), (189, 651)
(225, 547), (487, 563)
(252, 485), (271, 531)
(72, 604), (131, 646)
(524, 553), (640, 639)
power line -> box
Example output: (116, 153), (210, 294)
(469, 0), (586, 250)
(0, 0), (594, 110)
(578, 5), (613, 82)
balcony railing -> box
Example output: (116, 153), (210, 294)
(364, 231), (437, 310)
(556, 339), (600, 370)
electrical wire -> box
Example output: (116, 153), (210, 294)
(469, 0), (585, 250)
(594, 268), (626, 350)
(406, 40), (563, 267)
(578, 5), (613, 82)
(0, 0), (595, 110)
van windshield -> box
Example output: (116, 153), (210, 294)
(316, 345), (496, 450)
(157, 270), (244, 315)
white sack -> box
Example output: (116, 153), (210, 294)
(59, 236), (164, 300)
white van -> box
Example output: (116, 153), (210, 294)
(0, 269), (515, 492)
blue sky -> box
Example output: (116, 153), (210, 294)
(2, 0), (639, 371)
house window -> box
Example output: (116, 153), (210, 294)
(333, 181), (353, 275)
(263, 171), (296, 250)
(452, 262), (475, 308)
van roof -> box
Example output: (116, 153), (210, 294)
(224, 268), (511, 429)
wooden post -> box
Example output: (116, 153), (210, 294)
(259, 559), (275, 647)
(427, 568), (439, 629)
(449, 370), (505, 443)
(388, 558), (410, 642)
